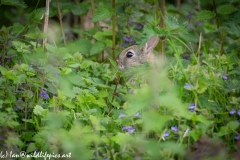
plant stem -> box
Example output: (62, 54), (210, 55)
(159, 0), (165, 59)
(56, 0), (67, 45)
(90, 0), (97, 32)
(112, 0), (116, 60)
(176, 0), (181, 8)
(43, 0), (50, 49)
(197, 32), (202, 67)
(212, 0), (224, 55)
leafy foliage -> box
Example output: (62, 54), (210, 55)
(196, 10), (216, 20)
(0, 0), (240, 159)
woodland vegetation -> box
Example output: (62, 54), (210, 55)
(0, 0), (240, 159)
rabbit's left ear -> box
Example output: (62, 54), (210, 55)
(142, 36), (159, 54)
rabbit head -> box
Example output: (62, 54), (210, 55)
(116, 36), (159, 70)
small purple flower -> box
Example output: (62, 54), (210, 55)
(122, 42), (127, 48)
(135, 112), (141, 118)
(171, 126), (178, 132)
(188, 13), (193, 19)
(118, 113), (125, 119)
(7, 58), (11, 62)
(122, 126), (135, 133)
(184, 83), (192, 90)
(229, 109), (236, 115)
(29, 65), (33, 68)
(188, 103), (196, 112)
(222, 75), (228, 80)
(234, 134), (240, 140)
(122, 36), (135, 48)
(14, 106), (19, 111)
(237, 109), (240, 116)
(40, 91), (49, 100)
(135, 24), (143, 30)
(128, 37), (133, 43)
(163, 131), (169, 137)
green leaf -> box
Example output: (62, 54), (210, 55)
(21, 132), (35, 141)
(71, 2), (89, 15)
(33, 105), (44, 116)
(62, 99), (76, 109)
(92, 5), (114, 22)
(67, 39), (91, 56)
(90, 42), (105, 56)
(27, 143), (37, 153)
(11, 23), (25, 35)
(0, 66), (8, 75)
(95, 90), (109, 98)
(218, 121), (239, 136)
(217, 4), (237, 15)
(197, 10), (216, 20)
(1, 0), (27, 8)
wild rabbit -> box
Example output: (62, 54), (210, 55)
(116, 36), (159, 70)
(116, 36), (159, 93)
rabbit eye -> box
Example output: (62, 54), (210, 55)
(126, 51), (133, 58)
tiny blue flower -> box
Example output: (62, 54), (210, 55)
(40, 91), (49, 100)
(238, 109), (240, 116)
(171, 126), (178, 132)
(128, 37), (133, 43)
(7, 58), (11, 62)
(118, 113), (125, 119)
(184, 83), (192, 90)
(188, 103), (196, 112)
(234, 134), (240, 140)
(222, 75), (228, 80)
(188, 24), (192, 28)
(163, 131), (169, 137)
(135, 24), (143, 30)
(229, 109), (236, 115)
(122, 126), (135, 133)
(14, 106), (19, 111)
(188, 13), (193, 19)
(127, 127), (135, 133)
(135, 112), (141, 118)
(122, 42), (128, 48)
(29, 65), (33, 68)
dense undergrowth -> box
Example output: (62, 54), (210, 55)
(0, 0), (240, 159)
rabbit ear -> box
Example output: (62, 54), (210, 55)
(142, 36), (159, 54)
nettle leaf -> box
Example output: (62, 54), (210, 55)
(1, 0), (27, 8)
(217, 4), (237, 15)
(12, 41), (31, 54)
(218, 121), (239, 136)
(26, 7), (45, 21)
(67, 39), (91, 56)
(33, 105), (44, 116)
(71, 2), (89, 15)
(11, 23), (24, 35)
(165, 16), (187, 34)
(197, 10), (216, 20)
(92, 5), (114, 22)
(90, 42), (105, 56)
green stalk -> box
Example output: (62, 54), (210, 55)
(212, 0), (224, 55)
(112, 0), (116, 60)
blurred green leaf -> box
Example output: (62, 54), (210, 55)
(1, 0), (27, 8)
(92, 5), (114, 22)
(217, 4), (237, 15)
(197, 10), (216, 20)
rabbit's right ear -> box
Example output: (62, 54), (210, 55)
(142, 36), (159, 54)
